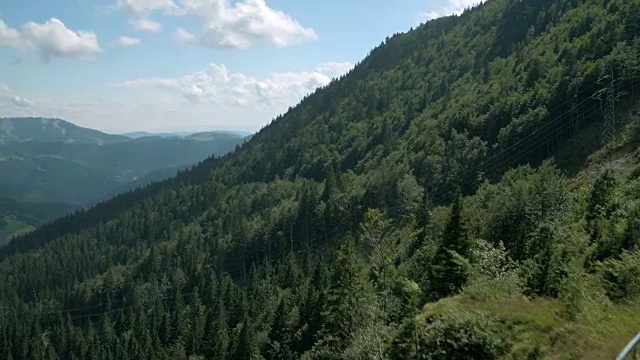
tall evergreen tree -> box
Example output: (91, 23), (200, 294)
(268, 293), (297, 360)
(318, 238), (364, 353)
(232, 314), (258, 360)
(429, 190), (472, 299)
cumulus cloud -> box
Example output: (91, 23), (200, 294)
(419, 0), (483, 22)
(0, 83), (11, 95)
(116, 0), (179, 15)
(130, 18), (163, 32)
(174, 27), (196, 44)
(2, 61), (352, 132)
(116, 36), (141, 47)
(0, 19), (27, 50)
(315, 62), (355, 79)
(114, 0), (317, 49)
(0, 95), (162, 132)
(179, 0), (318, 48)
(113, 61), (354, 108)
(12, 95), (35, 107)
(0, 85), (35, 107)
(0, 18), (101, 61)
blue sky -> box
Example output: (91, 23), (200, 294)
(0, 0), (479, 133)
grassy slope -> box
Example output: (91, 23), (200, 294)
(421, 295), (640, 359)
(0, 197), (80, 246)
(0, 216), (36, 247)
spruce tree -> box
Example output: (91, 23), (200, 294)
(429, 190), (471, 299)
(232, 314), (257, 360)
(319, 238), (364, 352)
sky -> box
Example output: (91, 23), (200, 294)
(0, 0), (480, 134)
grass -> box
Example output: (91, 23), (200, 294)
(0, 215), (35, 247)
(419, 294), (640, 359)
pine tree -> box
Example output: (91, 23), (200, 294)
(298, 260), (330, 353)
(232, 314), (257, 360)
(205, 297), (229, 360)
(169, 342), (188, 360)
(189, 290), (207, 355)
(319, 238), (364, 352)
(411, 187), (432, 254)
(268, 293), (296, 360)
(360, 208), (394, 313)
(429, 190), (472, 299)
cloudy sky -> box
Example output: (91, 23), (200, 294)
(0, 0), (480, 133)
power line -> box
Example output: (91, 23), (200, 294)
(29, 79), (637, 322)
(9, 74), (640, 326)
(30, 98), (608, 324)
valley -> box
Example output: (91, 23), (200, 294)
(0, 117), (249, 245)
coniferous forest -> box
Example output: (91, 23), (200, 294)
(2, 0), (640, 358)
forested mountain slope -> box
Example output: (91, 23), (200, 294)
(0, 197), (79, 247)
(1, 0), (640, 358)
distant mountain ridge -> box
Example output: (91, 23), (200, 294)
(0, 117), (129, 145)
(1, 117), (252, 144)
(122, 130), (253, 140)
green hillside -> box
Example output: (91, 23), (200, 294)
(0, 216), (34, 247)
(0, 197), (79, 246)
(1, 0), (640, 359)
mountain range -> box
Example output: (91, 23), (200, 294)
(1, 0), (640, 358)
(0, 117), (128, 145)
(0, 117), (249, 244)
(122, 130), (254, 139)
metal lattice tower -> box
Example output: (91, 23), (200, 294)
(594, 67), (620, 164)
(603, 74), (616, 153)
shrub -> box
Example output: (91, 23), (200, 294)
(387, 310), (511, 360)
(600, 250), (640, 301)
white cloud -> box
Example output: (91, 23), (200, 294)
(116, 0), (179, 15)
(0, 85), (35, 107)
(0, 91), (251, 133)
(131, 18), (163, 32)
(174, 27), (196, 44)
(116, 36), (141, 47)
(114, 0), (317, 49)
(12, 95), (35, 107)
(419, 0), (483, 22)
(0, 19), (28, 50)
(0, 18), (101, 61)
(180, 0), (318, 48)
(315, 62), (355, 79)
(1, 61), (353, 133)
(0, 83), (11, 96)
(113, 61), (353, 108)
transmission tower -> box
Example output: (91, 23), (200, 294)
(594, 67), (620, 165)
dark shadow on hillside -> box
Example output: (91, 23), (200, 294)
(555, 97), (640, 177)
